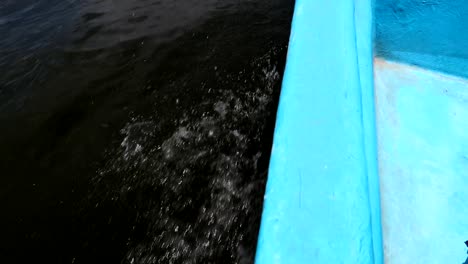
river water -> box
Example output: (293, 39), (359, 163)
(0, 0), (293, 263)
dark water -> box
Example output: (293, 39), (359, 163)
(0, 1), (293, 263)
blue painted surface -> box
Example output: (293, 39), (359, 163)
(374, 59), (468, 263)
(256, 0), (468, 263)
(255, 0), (382, 263)
(375, 1), (468, 262)
(376, 0), (468, 78)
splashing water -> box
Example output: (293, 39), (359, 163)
(88, 52), (281, 263)
(0, 0), (293, 263)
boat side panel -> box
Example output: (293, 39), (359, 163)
(255, 1), (382, 263)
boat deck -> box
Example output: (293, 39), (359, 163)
(256, 0), (468, 263)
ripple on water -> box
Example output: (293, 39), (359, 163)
(90, 50), (282, 263)
(0, 0), (293, 262)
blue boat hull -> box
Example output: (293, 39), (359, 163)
(256, 1), (468, 263)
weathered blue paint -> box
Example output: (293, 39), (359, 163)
(375, 0), (468, 263)
(376, 0), (468, 78)
(255, 0), (382, 263)
(256, 0), (468, 263)
(374, 59), (468, 263)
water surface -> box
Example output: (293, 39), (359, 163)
(0, 0), (293, 263)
